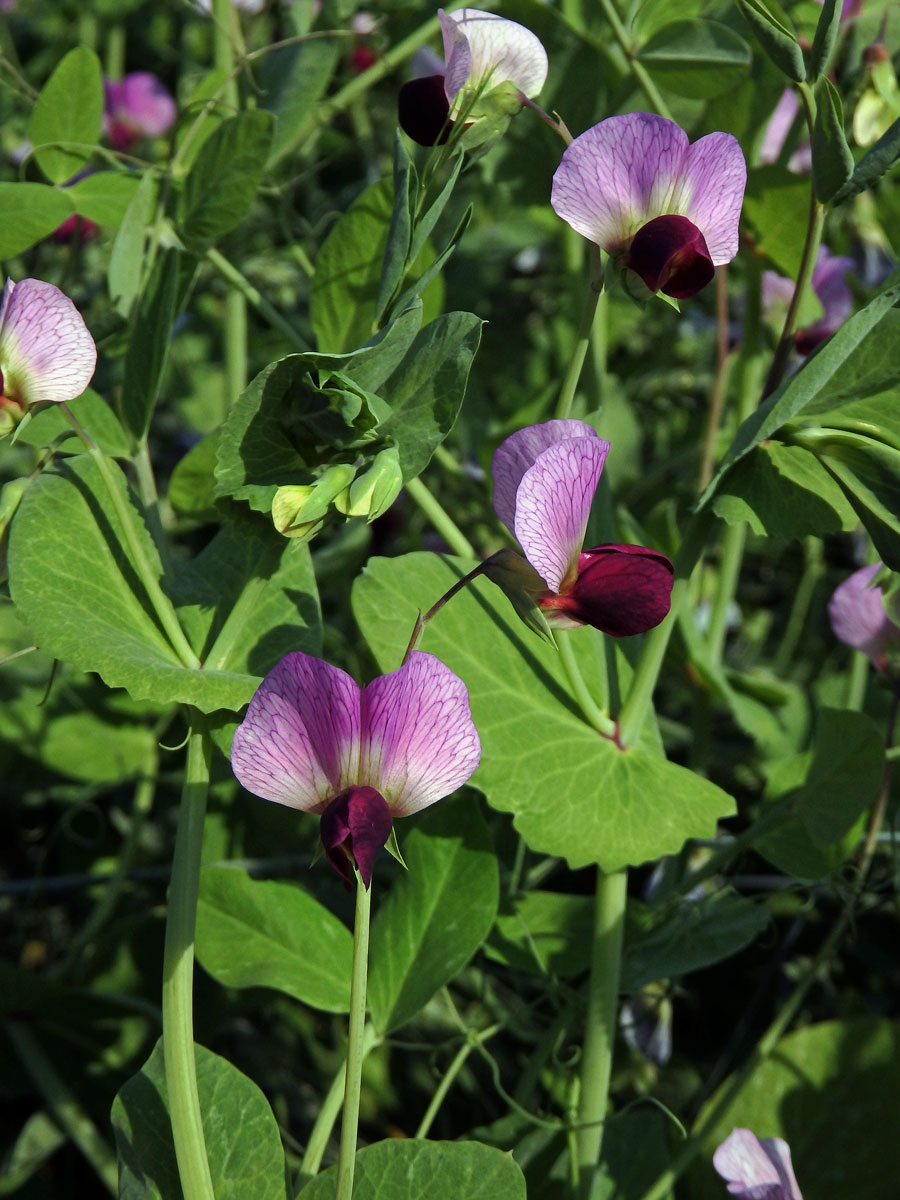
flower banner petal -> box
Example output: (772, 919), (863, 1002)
(513, 434), (610, 592)
(0, 278), (96, 405)
(713, 1128), (803, 1199)
(671, 131), (746, 265)
(491, 418), (600, 538)
(441, 8), (548, 103)
(360, 651), (480, 816)
(231, 652), (361, 813)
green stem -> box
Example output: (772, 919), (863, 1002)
(845, 649), (870, 709)
(5, 1021), (118, 1195)
(415, 1022), (502, 1139)
(224, 289), (248, 405)
(132, 439), (170, 560)
(205, 247), (311, 352)
(405, 475), (475, 558)
(594, 0), (673, 119)
(162, 718), (215, 1200)
(336, 877), (373, 1200)
(772, 536), (824, 675)
(104, 25), (125, 80)
(706, 521), (746, 665)
(557, 632), (617, 738)
(556, 250), (603, 420)
(576, 868), (628, 1198)
(617, 512), (712, 748)
(60, 405), (201, 670)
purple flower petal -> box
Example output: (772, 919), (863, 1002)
(104, 73), (176, 151)
(626, 213), (714, 298)
(0, 278), (96, 406)
(760, 89), (800, 165)
(439, 8), (548, 104)
(360, 651), (480, 816)
(514, 436), (610, 592)
(542, 543), (674, 635)
(320, 786), (393, 889)
(713, 1129), (803, 1200)
(668, 131), (746, 265)
(491, 419), (603, 538)
(828, 563), (899, 671)
(231, 652), (361, 813)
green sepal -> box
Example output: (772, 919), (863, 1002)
(384, 825), (407, 870)
(812, 77), (854, 204)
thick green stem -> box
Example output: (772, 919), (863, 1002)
(205, 247), (311, 352)
(162, 718), (215, 1200)
(405, 475), (474, 558)
(60, 405), (201, 670)
(336, 876), (373, 1200)
(556, 250), (604, 420)
(557, 632), (617, 738)
(576, 868), (628, 1198)
(706, 521), (746, 665)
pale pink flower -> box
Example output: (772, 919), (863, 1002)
(713, 1129), (803, 1200)
(828, 562), (900, 673)
(104, 73), (176, 152)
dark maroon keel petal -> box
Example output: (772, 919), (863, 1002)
(626, 214), (715, 299)
(320, 787), (393, 889)
(397, 75), (452, 146)
(548, 544), (674, 636)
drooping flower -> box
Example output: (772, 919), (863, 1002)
(104, 73), (177, 152)
(231, 651), (481, 887)
(762, 246), (855, 355)
(828, 562), (900, 674)
(398, 7), (548, 147)
(0, 279), (97, 433)
(490, 420), (673, 636)
(713, 1128), (803, 1200)
(551, 113), (746, 299)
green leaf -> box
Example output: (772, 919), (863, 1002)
(112, 1038), (287, 1200)
(794, 707), (883, 845)
(178, 111), (275, 245)
(374, 133), (414, 324)
(638, 19), (751, 100)
(368, 795), (498, 1033)
(0, 183), (73, 259)
(833, 112), (900, 204)
(621, 890), (769, 990)
(297, 1139), (526, 1200)
(122, 248), (180, 441)
(812, 77), (854, 203)
(29, 46), (104, 183)
(736, 0), (806, 82)
(259, 36), (341, 165)
(353, 554), (735, 872)
(810, 0), (843, 78)
(692, 1018), (900, 1200)
(0, 1112), (66, 1195)
(486, 890), (593, 978)
(16, 389), (131, 457)
(742, 166), (813, 277)
(699, 281), (900, 506)
(169, 431), (220, 519)
(66, 171), (140, 227)
(711, 441), (856, 537)
(195, 867), (352, 1012)
(108, 171), (158, 316)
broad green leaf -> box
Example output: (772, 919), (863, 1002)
(711, 442), (856, 537)
(794, 707), (883, 845)
(737, 0), (806, 82)
(112, 1039), (287, 1200)
(638, 20), (751, 100)
(812, 77), (854, 203)
(486, 890), (593, 977)
(122, 248), (180, 441)
(108, 171), (158, 316)
(0, 1112), (66, 1195)
(168, 431), (220, 519)
(259, 36), (341, 164)
(173, 68), (229, 171)
(16, 389), (131, 458)
(742, 166), (813, 277)
(833, 112), (900, 204)
(691, 1018), (900, 1200)
(297, 1138), (526, 1200)
(66, 171), (140, 227)
(353, 554), (735, 872)
(178, 111), (275, 245)
(0, 183), (73, 259)
(29, 47), (104, 183)
(700, 281), (900, 507)
(621, 890), (769, 990)
(195, 867), (352, 1012)
(368, 795), (499, 1033)
(631, 0), (707, 40)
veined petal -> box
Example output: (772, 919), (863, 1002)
(552, 114), (691, 253)
(360, 651), (480, 817)
(828, 563), (898, 669)
(0, 279), (96, 406)
(669, 131), (746, 265)
(513, 435), (610, 592)
(440, 8), (548, 103)
(231, 652), (361, 813)
(491, 419), (601, 537)
(713, 1129), (803, 1199)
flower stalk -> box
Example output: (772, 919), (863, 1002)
(335, 875), (373, 1200)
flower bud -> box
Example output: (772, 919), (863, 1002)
(272, 464), (357, 539)
(333, 447), (403, 520)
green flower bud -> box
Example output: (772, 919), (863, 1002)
(333, 447), (403, 521)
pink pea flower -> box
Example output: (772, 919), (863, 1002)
(828, 562), (900, 674)
(0, 279), (97, 433)
(231, 651), (481, 888)
(713, 1128), (803, 1199)
(490, 420), (674, 636)
(759, 89), (812, 173)
(104, 73), (177, 152)
(398, 7), (548, 146)
(551, 113), (746, 300)
(762, 247), (855, 355)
